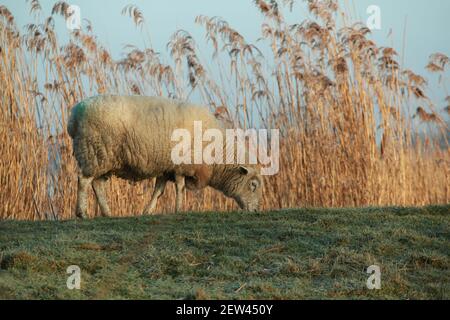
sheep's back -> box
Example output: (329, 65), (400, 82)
(69, 95), (223, 179)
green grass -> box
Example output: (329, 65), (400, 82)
(0, 206), (449, 300)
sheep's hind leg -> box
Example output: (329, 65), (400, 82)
(175, 175), (185, 213)
(92, 176), (111, 217)
(143, 176), (167, 215)
(76, 174), (94, 219)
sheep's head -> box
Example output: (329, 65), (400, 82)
(228, 166), (263, 212)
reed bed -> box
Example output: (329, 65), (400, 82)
(0, 0), (448, 220)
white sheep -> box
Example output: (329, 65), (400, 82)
(68, 95), (263, 218)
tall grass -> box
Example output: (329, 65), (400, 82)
(0, 0), (448, 220)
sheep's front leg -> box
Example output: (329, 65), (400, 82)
(175, 175), (185, 213)
(92, 176), (111, 217)
(143, 176), (167, 215)
(76, 174), (93, 219)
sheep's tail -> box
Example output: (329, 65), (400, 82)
(67, 101), (86, 139)
(67, 112), (77, 139)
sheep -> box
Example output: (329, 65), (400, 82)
(68, 95), (263, 218)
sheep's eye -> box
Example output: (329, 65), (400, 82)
(250, 180), (259, 192)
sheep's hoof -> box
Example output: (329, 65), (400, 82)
(76, 212), (87, 219)
(142, 207), (156, 215)
(143, 209), (161, 215)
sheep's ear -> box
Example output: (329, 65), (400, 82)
(238, 166), (249, 175)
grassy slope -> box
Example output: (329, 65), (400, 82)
(0, 206), (449, 300)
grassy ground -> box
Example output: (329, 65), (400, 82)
(0, 206), (449, 300)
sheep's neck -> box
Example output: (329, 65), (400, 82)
(209, 164), (239, 197)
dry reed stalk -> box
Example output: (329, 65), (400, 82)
(0, 0), (448, 220)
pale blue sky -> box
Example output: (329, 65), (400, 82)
(3, 0), (450, 105)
